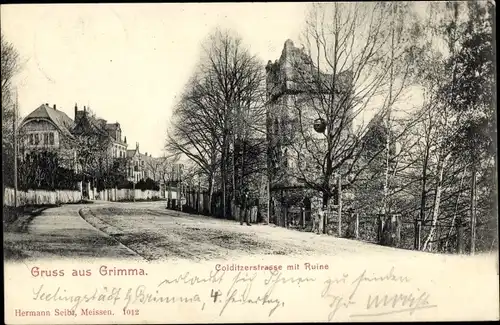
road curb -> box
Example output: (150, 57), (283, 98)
(78, 207), (147, 260)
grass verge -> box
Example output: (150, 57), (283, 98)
(3, 204), (57, 232)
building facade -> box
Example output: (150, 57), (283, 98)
(19, 103), (78, 170)
(19, 103), (131, 175)
(126, 143), (153, 183)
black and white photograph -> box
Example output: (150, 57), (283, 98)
(2, 2), (498, 323)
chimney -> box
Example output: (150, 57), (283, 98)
(84, 106), (87, 113)
(136, 142), (139, 151)
(145, 152), (148, 157)
(74, 103), (78, 119)
(53, 104), (56, 110)
(124, 136), (127, 144)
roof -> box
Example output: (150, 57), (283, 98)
(106, 123), (119, 131)
(105, 123), (127, 145)
(22, 104), (75, 138)
(72, 111), (110, 138)
(126, 148), (155, 160)
(126, 149), (138, 158)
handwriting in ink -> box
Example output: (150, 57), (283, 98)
(211, 289), (222, 302)
(157, 270), (225, 288)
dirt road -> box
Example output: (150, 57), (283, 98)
(82, 202), (432, 261)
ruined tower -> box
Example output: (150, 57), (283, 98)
(264, 39), (354, 227)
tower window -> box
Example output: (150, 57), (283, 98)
(49, 133), (54, 145)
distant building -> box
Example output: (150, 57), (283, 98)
(19, 102), (181, 191)
(73, 104), (128, 159)
(19, 103), (130, 172)
(126, 142), (154, 183)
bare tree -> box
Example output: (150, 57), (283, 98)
(166, 28), (266, 218)
(73, 130), (113, 189)
(1, 33), (21, 198)
(1, 33), (20, 118)
(277, 3), (421, 222)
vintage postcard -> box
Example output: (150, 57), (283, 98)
(2, 2), (498, 324)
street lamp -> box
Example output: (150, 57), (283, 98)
(313, 118), (326, 133)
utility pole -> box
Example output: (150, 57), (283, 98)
(13, 90), (19, 208)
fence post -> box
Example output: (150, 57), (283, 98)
(355, 213), (359, 239)
(457, 217), (465, 254)
(393, 214), (401, 247)
(377, 214), (383, 244)
(284, 206), (288, 228)
(414, 219), (422, 250)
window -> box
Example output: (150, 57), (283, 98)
(43, 133), (49, 145)
(49, 133), (54, 145)
(29, 134), (34, 145)
(34, 133), (40, 145)
(141, 161), (144, 166)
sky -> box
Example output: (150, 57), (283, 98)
(1, 3), (309, 157)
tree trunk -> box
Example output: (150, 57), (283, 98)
(423, 153), (449, 251)
(445, 166), (467, 251)
(266, 176), (271, 225)
(321, 189), (330, 234)
(231, 136), (236, 219)
(337, 176), (342, 237)
(470, 164), (477, 255)
(383, 5), (395, 220)
(417, 142), (431, 250)
(221, 137), (228, 219)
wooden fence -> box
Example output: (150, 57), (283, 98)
(3, 187), (82, 206)
(96, 189), (161, 201)
(3, 187), (162, 206)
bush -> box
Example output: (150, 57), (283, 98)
(17, 152), (79, 191)
(136, 178), (160, 191)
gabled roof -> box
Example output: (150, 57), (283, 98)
(22, 104), (75, 138)
(72, 112), (110, 137)
(127, 149), (138, 158)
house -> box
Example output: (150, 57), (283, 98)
(73, 104), (128, 159)
(18, 103), (77, 170)
(126, 143), (151, 183)
(18, 102), (179, 194)
(19, 103), (130, 174)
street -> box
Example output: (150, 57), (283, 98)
(4, 201), (451, 261)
